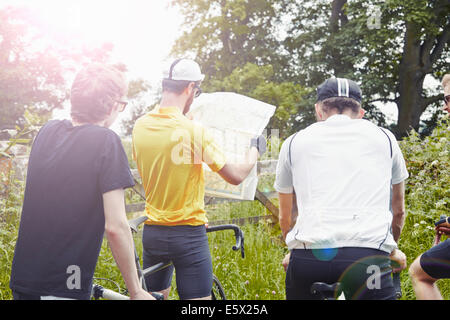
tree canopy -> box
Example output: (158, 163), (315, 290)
(0, 6), (116, 130)
(1, 2), (448, 139)
(284, 0), (449, 136)
(170, 0), (450, 138)
(0, 6), (66, 128)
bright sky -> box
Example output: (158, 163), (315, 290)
(3, 0), (182, 81)
(1, 0), (183, 135)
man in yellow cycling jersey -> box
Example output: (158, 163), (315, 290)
(132, 58), (265, 300)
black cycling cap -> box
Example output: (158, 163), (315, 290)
(316, 77), (362, 103)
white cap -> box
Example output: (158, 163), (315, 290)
(163, 58), (205, 82)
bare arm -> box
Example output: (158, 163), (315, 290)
(217, 147), (259, 185)
(391, 181), (406, 242)
(278, 192), (295, 240)
(103, 189), (154, 300)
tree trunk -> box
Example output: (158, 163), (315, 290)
(329, 0), (350, 77)
(396, 21), (426, 137)
(330, 0), (348, 33)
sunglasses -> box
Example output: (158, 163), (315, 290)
(445, 95), (450, 105)
(115, 100), (128, 112)
(194, 84), (202, 98)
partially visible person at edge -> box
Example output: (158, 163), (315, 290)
(9, 64), (155, 300)
(408, 73), (450, 300)
(276, 77), (408, 300)
(132, 58), (266, 300)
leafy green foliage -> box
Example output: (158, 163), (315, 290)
(170, 0), (449, 137)
(283, 0), (450, 136)
(398, 119), (449, 299)
(0, 172), (24, 300)
(169, 1), (311, 139)
(0, 110), (42, 158)
(205, 63), (312, 138)
(170, 0), (286, 80)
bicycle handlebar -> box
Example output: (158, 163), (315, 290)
(92, 284), (164, 300)
(434, 215), (449, 246)
(434, 215), (449, 227)
(92, 284), (129, 300)
(206, 224), (245, 259)
(127, 217), (246, 259)
(128, 215), (149, 233)
(392, 272), (402, 299)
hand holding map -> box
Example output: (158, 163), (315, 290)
(187, 92), (276, 200)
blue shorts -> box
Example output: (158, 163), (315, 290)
(420, 239), (450, 279)
(286, 247), (396, 300)
(142, 224), (213, 299)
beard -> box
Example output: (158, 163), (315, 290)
(183, 92), (195, 115)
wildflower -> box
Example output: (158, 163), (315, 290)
(245, 280), (249, 285)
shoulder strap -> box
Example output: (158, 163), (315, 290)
(288, 132), (299, 166)
(378, 127), (393, 159)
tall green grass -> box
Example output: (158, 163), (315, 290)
(93, 219), (287, 300)
(208, 220), (286, 300)
(0, 170), (24, 300)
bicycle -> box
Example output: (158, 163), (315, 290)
(310, 270), (403, 300)
(92, 215), (245, 300)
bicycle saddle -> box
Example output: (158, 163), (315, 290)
(128, 215), (148, 233)
(311, 282), (342, 299)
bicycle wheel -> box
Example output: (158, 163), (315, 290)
(211, 275), (226, 300)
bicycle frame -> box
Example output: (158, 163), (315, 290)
(92, 216), (245, 300)
(310, 265), (403, 300)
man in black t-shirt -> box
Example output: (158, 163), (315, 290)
(9, 64), (154, 300)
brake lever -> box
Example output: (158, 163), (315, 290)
(230, 227), (245, 259)
(235, 229), (245, 259)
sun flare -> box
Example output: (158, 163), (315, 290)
(12, 0), (181, 80)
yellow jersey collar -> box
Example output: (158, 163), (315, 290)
(157, 106), (183, 115)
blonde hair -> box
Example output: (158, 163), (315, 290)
(70, 64), (127, 124)
(442, 74), (450, 92)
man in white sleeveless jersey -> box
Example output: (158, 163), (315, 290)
(276, 77), (408, 300)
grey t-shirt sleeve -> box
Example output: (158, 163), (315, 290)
(98, 131), (135, 194)
(274, 135), (295, 194)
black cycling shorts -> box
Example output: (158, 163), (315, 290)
(420, 239), (450, 279)
(142, 224), (213, 299)
(286, 247), (397, 300)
